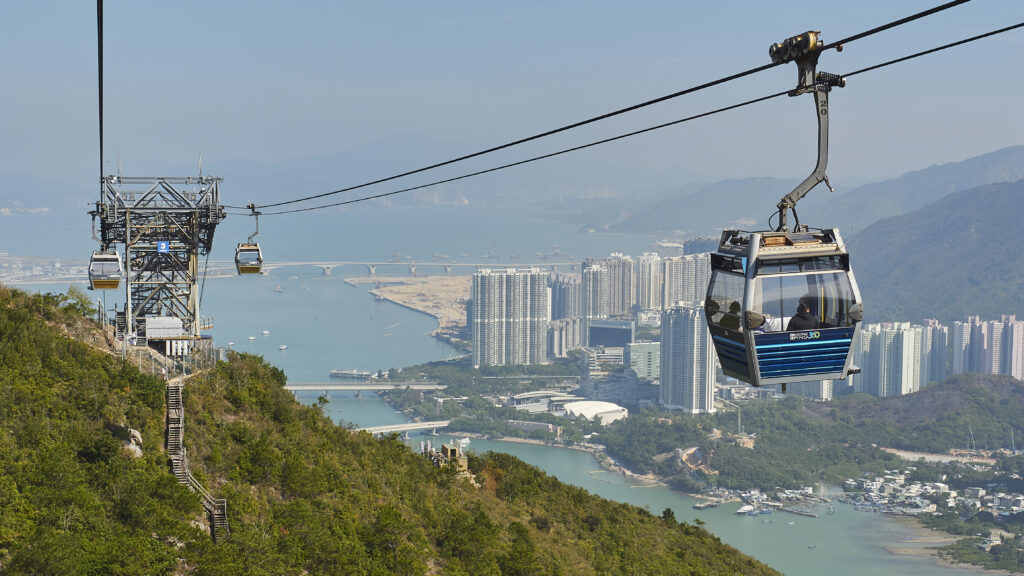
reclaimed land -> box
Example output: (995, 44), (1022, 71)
(345, 275), (470, 333)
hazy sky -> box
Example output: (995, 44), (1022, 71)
(3, 1), (1022, 190)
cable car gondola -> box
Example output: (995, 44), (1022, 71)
(706, 228), (863, 387)
(235, 243), (263, 275)
(235, 204), (263, 275)
(88, 249), (124, 290)
(704, 31), (863, 388)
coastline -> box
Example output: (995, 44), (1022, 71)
(345, 275), (470, 335)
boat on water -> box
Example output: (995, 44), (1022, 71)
(693, 501), (721, 510)
(273, 286), (283, 293)
(329, 369), (373, 380)
(227, 341), (235, 347)
(279, 345), (287, 350)
(247, 336), (256, 341)
(262, 329), (271, 335)
(736, 505), (755, 515)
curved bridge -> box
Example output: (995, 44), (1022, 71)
(359, 420), (451, 435)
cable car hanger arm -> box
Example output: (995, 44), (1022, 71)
(770, 31), (846, 233)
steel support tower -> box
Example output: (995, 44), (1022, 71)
(91, 175), (225, 354)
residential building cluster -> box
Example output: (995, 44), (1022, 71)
(468, 252), (1024, 420)
(469, 251), (717, 416)
(848, 315), (1024, 398)
(844, 466), (1024, 524)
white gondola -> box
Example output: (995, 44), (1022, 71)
(235, 243), (263, 275)
(88, 250), (124, 290)
(236, 204), (264, 275)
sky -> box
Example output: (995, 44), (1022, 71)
(2, 1), (1023, 194)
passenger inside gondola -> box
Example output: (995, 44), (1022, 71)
(752, 267), (855, 332)
(786, 296), (822, 331)
(720, 301), (742, 331)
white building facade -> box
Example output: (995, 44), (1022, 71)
(660, 305), (715, 414)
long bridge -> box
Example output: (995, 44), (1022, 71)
(284, 382), (447, 391)
(206, 260), (577, 276)
(359, 420), (451, 435)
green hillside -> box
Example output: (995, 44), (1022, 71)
(0, 286), (778, 576)
(848, 178), (1024, 324)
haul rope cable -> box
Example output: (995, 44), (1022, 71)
(225, 0), (974, 211)
(231, 20), (1024, 218)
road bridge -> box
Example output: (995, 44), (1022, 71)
(285, 382), (446, 391)
(205, 260), (577, 276)
(359, 420), (451, 435)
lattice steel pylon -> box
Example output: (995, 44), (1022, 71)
(91, 175), (226, 355)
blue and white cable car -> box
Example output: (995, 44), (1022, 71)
(704, 31), (864, 388)
(706, 229), (862, 387)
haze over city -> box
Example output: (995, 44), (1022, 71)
(3, 1), (1022, 190)
(3, 2), (1024, 575)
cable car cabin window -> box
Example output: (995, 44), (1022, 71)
(237, 250), (261, 265)
(706, 271), (745, 332)
(90, 259), (121, 276)
(755, 255), (847, 275)
(752, 271), (855, 332)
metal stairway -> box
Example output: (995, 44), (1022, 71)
(166, 380), (229, 541)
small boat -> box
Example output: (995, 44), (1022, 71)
(262, 329), (271, 335)
(808, 544), (816, 550)
(279, 345), (287, 350)
(273, 286), (283, 293)
(736, 505), (755, 515)
(247, 336), (256, 341)
(227, 341), (235, 347)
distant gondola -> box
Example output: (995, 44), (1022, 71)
(88, 249), (124, 290)
(236, 203), (263, 275)
(235, 243), (263, 275)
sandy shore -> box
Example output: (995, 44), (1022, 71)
(346, 275), (470, 332)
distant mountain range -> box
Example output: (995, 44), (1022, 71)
(849, 178), (1024, 324)
(593, 145), (1024, 237)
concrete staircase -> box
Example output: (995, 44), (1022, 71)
(166, 380), (229, 542)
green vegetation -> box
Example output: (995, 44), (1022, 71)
(0, 286), (778, 575)
(596, 375), (1024, 491)
(383, 357), (605, 443)
(593, 376), (1024, 572)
